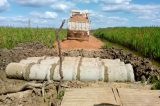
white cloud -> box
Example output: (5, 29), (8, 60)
(101, 0), (131, 5)
(1, 0), (160, 27)
(11, 16), (29, 23)
(33, 19), (48, 24)
(107, 16), (128, 22)
(96, 16), (128, 24)
(102, 2), (160, 13)
(0, 16), (28, 27)
(152, 19), (160, 23)
(0, 16), (6, 20)
(51, 1), (75, 12)
(131, 4), (160, 20)
(102, 1), (160, 21)
(11, 16), (50, 26)
(91, 16), (129, 28)
(30, 11), (58, 19)
(66, 0), (131, 4)
(71, 0), (98, 3)
(0, 0), (9, 12)
(101, 0), (160, 14)
(15, 0), (57, 7)
(0, 15), (54, 27)
(89, 10), (128, 28)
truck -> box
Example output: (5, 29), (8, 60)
(67, 10), (90, 41)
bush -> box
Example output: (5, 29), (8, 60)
(151, 80), (160, 90)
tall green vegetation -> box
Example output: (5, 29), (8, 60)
(94, 27), (160, 61)
(0, 27), (67, 49)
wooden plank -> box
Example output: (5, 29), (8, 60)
(118, 88), (160, 106)
(61, 87), (119, 106)
(112, 88), (122, 106)
(61, 87), (160, 106)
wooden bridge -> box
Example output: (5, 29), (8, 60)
(61, 87), (160, 106)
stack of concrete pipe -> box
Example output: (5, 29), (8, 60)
(6, 56), (135, 82)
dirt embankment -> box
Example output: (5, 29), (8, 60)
(0, 42), (160, 81)
(0, 70), (57, 106)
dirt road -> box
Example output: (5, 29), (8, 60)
(59, 36), (103, 49)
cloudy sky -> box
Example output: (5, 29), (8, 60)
(0, 0), (160, 28)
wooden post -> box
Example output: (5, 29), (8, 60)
(55, 20), (65, 93)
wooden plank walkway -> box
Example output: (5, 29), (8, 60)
(61, 87), (160, 106)
(61, 87), (119, 106)
(118, 88), (160, 106)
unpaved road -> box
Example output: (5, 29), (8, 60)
(59, 36), (103, 49)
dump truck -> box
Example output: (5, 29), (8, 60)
(67, 10), (90, 41)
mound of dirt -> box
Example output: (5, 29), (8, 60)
(0, 42), (160, 81)
(63, 49), (160, 81)
(0, 70), (57, 106)
(0, 42), (57, 70)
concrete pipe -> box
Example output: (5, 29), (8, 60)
(27, 56), (46, 60)
(6, 63), (30, 79)
(20, 56), (46, 64)
(79, 57), (105, 81)
(5, 56), (135, 82)
(40, 57), (59, 65)
(102, 59), (121, 65)
(125, 64), (135, 82)
(28, 64), (52, 80)
(53, 57), (81, 80)
(102, 59), (128, 82)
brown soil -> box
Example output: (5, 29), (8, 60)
(0, 41), (160, 106)
(58, 36), (103, 49)
(64, 81), (151, 90)
(0, 69), (151, 106)
(0, 70), (57, 106)
(0, 42), (160, 81)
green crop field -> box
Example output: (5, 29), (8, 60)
(0, 27), (67, 49)
(1, 26), (160, 62)
(93, 27), (160, 61)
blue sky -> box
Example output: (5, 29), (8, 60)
(0, 0), (160, 28)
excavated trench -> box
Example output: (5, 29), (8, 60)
(0, 42), (160, 81)
(0, 42), (159, 106)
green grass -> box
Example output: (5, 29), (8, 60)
(0, 27), (67, 49)
(56, 90), (65, 100)
(93, 27), (160, 61)
(151, 81), (160, 90)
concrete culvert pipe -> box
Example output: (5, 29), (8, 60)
(5, 56), (135, 82)
(125, 64), (135, 82)
(28, 64), (52, 81)
(102, 59), (128, 82)
(40, 57), (59, 65)
(53, 57), (81, 81)
(20, 56), (46, 64)
(27, 56), (46, 60)
(6, 63), (30, 79)
(80, 57), (105, 81)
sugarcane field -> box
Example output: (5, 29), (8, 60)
(0, 1), (160, 106)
